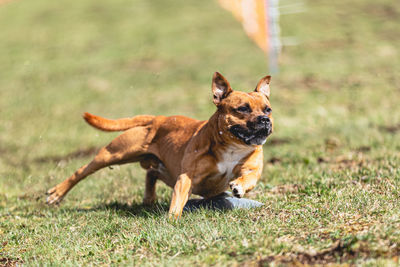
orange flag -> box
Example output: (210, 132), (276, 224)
(219, 0), (269, 52)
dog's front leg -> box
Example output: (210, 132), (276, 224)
(230, 147), (264, 198)
(169, 173), (192, 219)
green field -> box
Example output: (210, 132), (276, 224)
(1, 0), (400, 265)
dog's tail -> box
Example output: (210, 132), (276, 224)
(83, 112), (155, 132)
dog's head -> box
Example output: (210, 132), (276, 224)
(212, 72), (273, 146)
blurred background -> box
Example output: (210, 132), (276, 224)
(0, 0), (400, 264)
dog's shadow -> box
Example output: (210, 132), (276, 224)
(71, 198), (235, 218)
(74, 201), (171, 219)
(68, 193), (263, 218)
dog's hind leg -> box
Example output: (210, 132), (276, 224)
(46, 126), (154, 205)
(142, 170), (158, 205)
(140, 156), (171, 205)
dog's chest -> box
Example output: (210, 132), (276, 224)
(216, 145), (254, 179)
(193, 145), (254, 198)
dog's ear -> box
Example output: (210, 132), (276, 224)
(212, 72), (232, 105)
(255, 75), (271, 98)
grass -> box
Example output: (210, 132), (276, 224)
(1, 0), (400, 265)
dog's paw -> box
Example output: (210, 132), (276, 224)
(229, 181), (245, 198)
(45, 186), (64, 205)
(142, 197), (157, 206)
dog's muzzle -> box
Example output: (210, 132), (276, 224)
(229, 116), (272, 146)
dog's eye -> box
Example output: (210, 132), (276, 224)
(237, 105), (251, 113)
(264, 107), (272, 114)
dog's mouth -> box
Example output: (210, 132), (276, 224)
(229, 124), (272, 145)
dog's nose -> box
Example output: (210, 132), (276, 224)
(257, 115), (270, 125)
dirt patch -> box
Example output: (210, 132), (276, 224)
(268, 138), (291, 146)
(259, 239), (400, 266)
(363, 3), (399, 19)
(259, 240), (351, 265)
(379, 124), (400, 134)
(333, 156), (366, 169)
(0, 257), (23, 267)
(325, 137), (341, 152)
(317, 153), (368, 171)
(34, 146), (99, 164)
(354, 146), (371, 153)
(267, 157), (282, 164)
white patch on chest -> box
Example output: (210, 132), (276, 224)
(217, 145), (254, 179)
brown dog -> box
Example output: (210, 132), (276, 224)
(46, 72), (273, 219)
